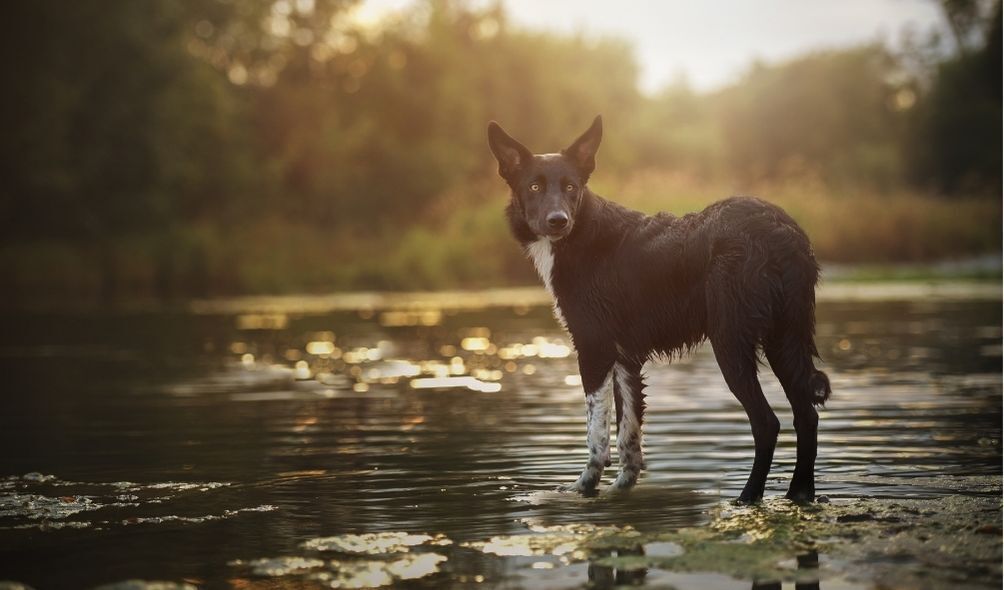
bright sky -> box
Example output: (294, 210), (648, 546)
(355, 0), (947, 93)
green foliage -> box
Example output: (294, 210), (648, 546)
(0, 0), (999, 301)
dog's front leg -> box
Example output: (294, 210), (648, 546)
(607, 361), (645, 492)
(558, 357), (614, 493)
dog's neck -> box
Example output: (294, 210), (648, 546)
(511, 189), (645, 301)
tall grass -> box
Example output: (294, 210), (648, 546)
(1, 173), (999, 303)
(595, 172), (1002, 262)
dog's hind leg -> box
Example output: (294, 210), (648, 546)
(606, 360), (645, 492)
(765, 327), (831, 503)
(707, 248), (780, 503)
(558, 356), (615, 493)
(764, 247), (830, 503)
(767, 344), (819, 503)
(706, 265), (779, 502)
(711, 338), (779, 504)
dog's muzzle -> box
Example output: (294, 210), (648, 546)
(543, 212), (571, 240)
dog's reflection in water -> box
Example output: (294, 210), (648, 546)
(752, 551), (821, 590)
(586, 544), (648, 588)
(585, 547), (822, 589)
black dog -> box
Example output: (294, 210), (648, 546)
(487, 116), (831, 503)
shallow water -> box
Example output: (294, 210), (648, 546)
(0, 287), (1000, 589)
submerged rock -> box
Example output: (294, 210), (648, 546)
(0, 492), (102, 521)
(20, 473), (55, 484)
(302, 531), (451, 554)
(317, 553), (448, 588)
(462, 523), (636, 561)
(228, 530), (454, 587)
(91, 582), (196, 590)
(229, 556), (326, 577)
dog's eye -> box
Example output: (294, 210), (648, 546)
(529, 183), (541, 192)
(565, 184), (576, 192)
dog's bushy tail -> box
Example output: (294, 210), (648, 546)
(809, 368), (832, 406)
(766, 227), (832, 407)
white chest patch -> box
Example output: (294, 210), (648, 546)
(526, 238), (567, 328)
(526, 239), (554, 293)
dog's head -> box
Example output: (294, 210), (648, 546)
(487, 116), (602, 242)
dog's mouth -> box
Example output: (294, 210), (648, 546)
(542, 228), (570, 242)
(538, 222), (573, 242)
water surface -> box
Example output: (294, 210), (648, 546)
(0, 286), (1000, 589)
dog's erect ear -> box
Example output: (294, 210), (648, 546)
(487, 121), (532, 181)
(563, 115), (603, 179)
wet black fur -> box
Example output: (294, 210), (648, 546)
(488, 116), (832, 503)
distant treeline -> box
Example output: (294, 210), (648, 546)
(0, 0), (1000, 300)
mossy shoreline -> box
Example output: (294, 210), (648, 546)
(477, 480), (1003, 589)
(601, 491), (1003, 588)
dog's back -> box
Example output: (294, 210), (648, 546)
(551, 196), (824, 381)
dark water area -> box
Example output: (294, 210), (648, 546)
(0, 290), (1000, 589)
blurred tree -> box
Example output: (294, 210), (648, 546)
(715, 46), (910, 190)
(908, 0), (1001, 194)
(941, 0), (998, 54)
(2, 2), (263, 233)
(240, 0), (645, 224)
(630, 78), (722, 179)
(0, 0), (997, 299)
(0, 1), (257, 297)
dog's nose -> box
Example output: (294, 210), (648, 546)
(546, 212), (569, 230)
